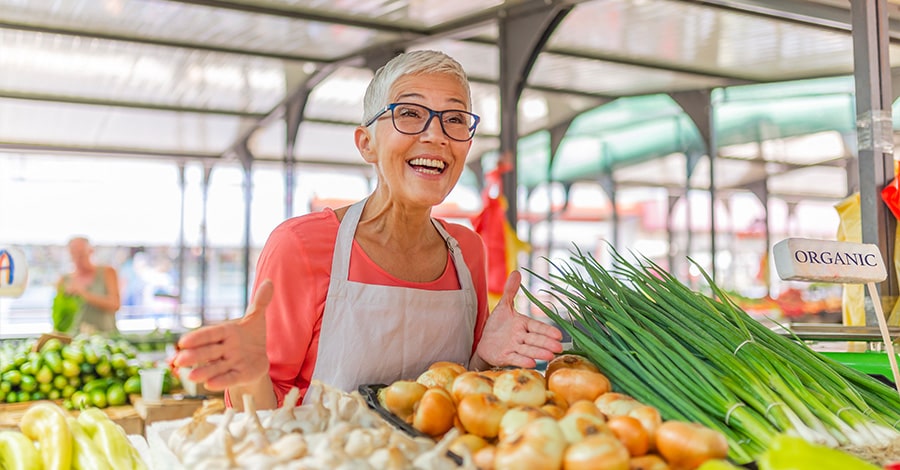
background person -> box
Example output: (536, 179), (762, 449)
(57, 236), (121, 335)
(173, 50), (563, 410)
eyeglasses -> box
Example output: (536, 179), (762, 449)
(364, 102), (480, 142)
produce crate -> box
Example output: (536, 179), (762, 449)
(132, 395), (216, 432)
(0, 400), (144, 435)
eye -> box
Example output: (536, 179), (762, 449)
(396, 105), (424, 119)
(443, 111), (467, 125)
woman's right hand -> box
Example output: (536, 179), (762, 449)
(173, 280), (274, 391)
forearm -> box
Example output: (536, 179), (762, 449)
(226, 374), (277, 411)
(79, 291), (119, 313)
(469, 352), (491, 371)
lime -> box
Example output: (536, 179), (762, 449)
(53, 375), (68, 390)
(71, 391), (88, 409)
(123, 376), (141, 395)
(61, 360), (80, 378)
(106, 383), (126, 406)
(35, 365), (53, 385)
(19, 375), (37, 392)
(89, 389), (107, 408)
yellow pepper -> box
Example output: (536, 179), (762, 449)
(698, 459), (745, 470)
(19, 402), (72, 470)
(68, 416), (112, 470)
(758, 435), (880, 470)
(0, 431), (41, 470)
(78, 408), (143, 469)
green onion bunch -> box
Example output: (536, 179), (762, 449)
(524, 246), (900, 464)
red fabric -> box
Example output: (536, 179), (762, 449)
(227, 208), (490, 407)
(882, 177), (900, 220)
(471, 165), (514, 296)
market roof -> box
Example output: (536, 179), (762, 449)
(2, 0), (900, 202)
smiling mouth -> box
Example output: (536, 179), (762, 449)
(408, 157), (446, 175)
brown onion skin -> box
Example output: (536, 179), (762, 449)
(457, 393), (508, 440)
(655, 421), (728, 470)
(473, 445), (497, 470)
(629, 454), (671, 470)
(498, 406), (549, 442)
(429, 361), (468, 375)
(545, 354), (600, 382)
(379, 380), (427, 421)
(494, 417), (566, 470)
(548, 368), (611, 407)
(417, 366), (463, 391)
(565, 400), (605, 419)
(629, 405), (663, 450)
(541, 404), (566, 420)
(595, 392), (641, 416)
(449, 433), (489, 458)
(607, 415), (650, 457)
(563, 433), (630, 470)
(412, 387), (457, 437)
(493, 369), (547, 407)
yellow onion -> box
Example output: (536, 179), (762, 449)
(545, 354), (600, 382)
(607, 415), (650, 457)
(543, 391), (568, 410)
(557, 411), (611, 444)
(498, 406), (549, 442)
(429, 361), (468, 374)
(457, 393), (508, 439)
(449, 433), (490, 459)
(547, 368), (610, 407)
(479, 369), (505, 380)
(629, 405), (662, 449)
(655, 421), (728, 470)
(595, 392), (642, 416)
(628, 454), (671, 470)
(451, 371), (495, 403)
(564, 400), (605, 419)
(541, 404), (566, 420)
(412, 387), (457, 437)
(493, 369), (546, 407)
(563, 433), (630, 470)
(494, 417), (566, 470)
(417, 366), (462, 392)
(378, 380), (427, 421)
(473, 445), (497, 470)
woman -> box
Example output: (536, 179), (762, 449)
(57, 236), (121, 335)
(173, 50), (563, 410)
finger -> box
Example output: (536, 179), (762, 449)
(515, 342), (558, 362)
(498, 271), (522, 307)
(173, 342), (229, 368)
(188, 358), (234, 385)
(526, 319), (564, 341)
(177, 326), (227, 350)
(205, 369), (245, 391)
(501, 352), (538, 369)
(242, 280), (274, 321)
(521, 332), (564, 354)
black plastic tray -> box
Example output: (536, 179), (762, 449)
(358, 383), (463, 466)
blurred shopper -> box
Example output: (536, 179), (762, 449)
(57, 236), (121, 335)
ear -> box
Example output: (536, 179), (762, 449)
(355, 126), (377, 163)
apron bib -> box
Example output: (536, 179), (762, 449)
(308, 199), (477, 394)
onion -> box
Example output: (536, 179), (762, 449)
(498, 406), (549, 442)
(412, 387), (457, 437)
(378, 380), (427, 421)
(547, 368), (610, 407)
(479, 369), (505, 380)
(449, 433), (489, 459)
(607, 415), (650, 457)
(629, 405), (662, 449)
(493, 369), (547, 407)
(473, 445), (497, 470)
(541, 404), (566, 420)
(429, 361), (467, 375)
(557, 411), (612, 444)
(451, 371), (495, 403)
(545, 354), (600, 382)
(595, 392), (641, 417)
(564, 400), (605, 419)
(563, 433), (630, 470)
(544, 391), (568, 410)
(655, 421), (728, 470)
(628, 454), (670, 470)
(457, 393), (508, 439)
(417, 366), (462, 392)
(494, 417), (566, 470)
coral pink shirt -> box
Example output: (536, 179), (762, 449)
(244, 208), (489, 407)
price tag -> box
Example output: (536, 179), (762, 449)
(773, 238), (886, 284)
(0, 246), (28, 298)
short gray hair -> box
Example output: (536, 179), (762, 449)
(361, 50), (473, 126)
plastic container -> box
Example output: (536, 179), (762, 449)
(139, 368), (166, 404)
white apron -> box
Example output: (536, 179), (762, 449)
(308, 199), (477, 394)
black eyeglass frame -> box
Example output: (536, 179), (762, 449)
(363, 102), (480, 142)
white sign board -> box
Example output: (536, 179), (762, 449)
(0, 246), (29, 298)
(773, 238), (886, 284)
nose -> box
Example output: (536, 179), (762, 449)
(419, 113), (448, 143)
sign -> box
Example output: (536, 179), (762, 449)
(0, 246), (28, 298)
(773, 238), (886, 284)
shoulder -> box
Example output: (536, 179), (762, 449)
(259, 209), (339, 262)
(436, 220), (486, 255)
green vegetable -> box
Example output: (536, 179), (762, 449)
(89, 389), (108, 408)
(19, 402), (72, 470)
(43, 350), (63, 375)
(697, 460), (744, 470)
(0, 430), (41, 470)
(67, 417), (112, 470)
(61, 359), (80, 378)
(52, 289), (81, 333)
(19, 375), (36, 392)
(758, 435), (879, 470)
(106, 383), (126, 407)
(123, 376), (141, 395)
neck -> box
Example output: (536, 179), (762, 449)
(358, 193), (438, 249)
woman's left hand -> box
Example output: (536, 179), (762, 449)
(475, 270), (563, 369)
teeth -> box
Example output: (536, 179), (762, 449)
(408, 158), (445, 170)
